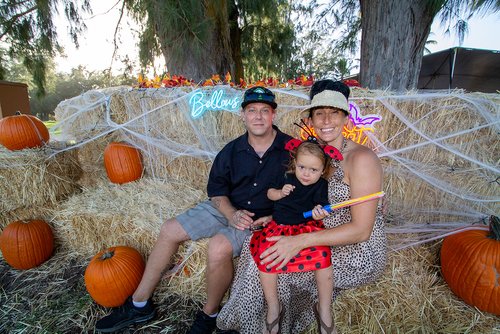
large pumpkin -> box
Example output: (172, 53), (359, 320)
(104, 142), (143, 184)
(0, 111), (50, 150)
(0, 220), (54, 269)
(84, 246), (145, 307)
(440, 215), (500, 315)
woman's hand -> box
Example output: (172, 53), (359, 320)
(259, 234), (304, 270)
(230, 209), (255, 230)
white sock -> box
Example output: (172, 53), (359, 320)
(133, 300), (148, 308)
(208, 312), (218, 318)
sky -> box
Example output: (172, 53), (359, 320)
(54, 2), (500, 75)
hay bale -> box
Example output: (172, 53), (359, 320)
(156, 239), (209, 303)
(54, 87), (129, 142)
(74, 132), (123, 188)
(0, 205), (56, 230)
(0, 144), (82, 213)
(322, 242), (499, 334)
(369, 91), (499, 243)
(52, 86), (499, 250)
(52, 176), (211, 300)
(143, 154), (212, 190)
(52, 177), (207, 257)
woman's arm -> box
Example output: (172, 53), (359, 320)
(336, 145), (383, 242)
(260, 146), (382, 269)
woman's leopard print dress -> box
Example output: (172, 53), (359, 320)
(217, 160), (387, 333)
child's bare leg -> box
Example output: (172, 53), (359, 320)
(259, 271), (280, 333)
(315, 266), (334, 333)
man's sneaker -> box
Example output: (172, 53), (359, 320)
(187, 310), (217, 334)
(95, 297), (156, 333)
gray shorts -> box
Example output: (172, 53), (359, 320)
(177, 200), (251, 257)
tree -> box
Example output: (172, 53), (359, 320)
(424, 33), (438, 55)
(125, 0), (297, 82)
(237, 1), (296, 81)
(27, 66), (134, 120)
(2, 0), (299, 88)
(4, 50), (134, 120)
(333, 57), (358, 80)
(358, 1), (438, 90)
(308, 0), (499, 91)
(0, 0), (91, 95)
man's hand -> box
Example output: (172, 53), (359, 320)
(230, 209), (254, 230)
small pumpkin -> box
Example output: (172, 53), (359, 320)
(84, 246), (145, 307)
(0, 220), (54, 269)
(104, 142), (143, 184)
(440, 215), (500, 315)
(0, 111), (50, 150)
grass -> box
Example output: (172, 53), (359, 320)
(1, 243), (499, 333)
(43, 120), (62, 136)
(0, 249), (200, 334)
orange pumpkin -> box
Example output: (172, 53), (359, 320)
(104, 142), (143, 184)
(0, 112), (49, 150)
(440, 215), (500, 315)
(0, 220), (54, 269)
(84, 246), (145, 307)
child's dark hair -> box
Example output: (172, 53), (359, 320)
(287, 141), (331, 177)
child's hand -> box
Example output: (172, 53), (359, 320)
(311, 205), (329, 220)
(280, 184), (295, 198)
(250, 215), (273, 232)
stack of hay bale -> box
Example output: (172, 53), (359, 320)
(3, 84), (497, 329)
(49, 86), (311, 299)
(49, 86), (498, 295)
(0, 143), (81, 230)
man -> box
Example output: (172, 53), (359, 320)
(95, 86), (291, 333)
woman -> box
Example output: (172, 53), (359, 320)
(217, 80), (387, 333)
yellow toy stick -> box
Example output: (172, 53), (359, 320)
(303, 191), (385, 218)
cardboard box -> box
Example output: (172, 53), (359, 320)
(0, 80), (30, 118)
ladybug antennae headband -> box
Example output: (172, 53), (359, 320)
(285, 122), (343, 161)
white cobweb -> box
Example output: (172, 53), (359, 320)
(50, 85), (499, 251)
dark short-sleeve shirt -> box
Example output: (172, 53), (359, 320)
(207, 125), (292, 220)
(272, 174), (329, 226)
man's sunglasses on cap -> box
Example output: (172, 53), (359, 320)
(241, 87), (277, 109)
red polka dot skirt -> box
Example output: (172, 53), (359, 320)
(250, 220), (332, 274)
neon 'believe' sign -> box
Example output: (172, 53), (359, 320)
(189, 89), (241, 118)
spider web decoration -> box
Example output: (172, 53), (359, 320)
(51, 86), (499, 251)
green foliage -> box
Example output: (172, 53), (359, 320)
(285, 0), (360, 79)
(125, 0), (299, 81)
(308, 0), (499, 56)
(4, 54), (134, 121)
(0, 0), (91, 95)
(128, 0), (214, 69)
(31, 67), (134, 120)
(293, 0), (499, 84)
(238, 0), (297, 81)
